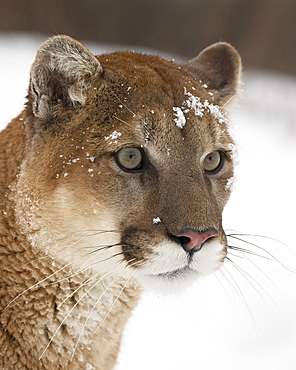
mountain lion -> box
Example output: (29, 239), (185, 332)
(0, 35), (241, 369)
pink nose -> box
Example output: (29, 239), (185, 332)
(176, 227), (218, 252)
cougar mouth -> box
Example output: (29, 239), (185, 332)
(148, 266), (195, 280)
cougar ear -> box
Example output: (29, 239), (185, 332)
(186, 42), (241, 104)
(29, 35), (102, 121)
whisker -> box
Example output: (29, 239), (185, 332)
(114, 116), (133, 128)
(55, 252), (126, 309)
(115, 96), (142, 121)
(221, 258), (254, 314)
(39, 268), (119, 360)
(84, 242), (123, 254)
(213, 268), (238, 307)
(42, 257), (100, 289)
(227, 233), (289, 246)
(221, 90), (241, 109)
(40, 256), (132, 358)
(23, 254), (55, 268)
(29, 245), (122, 292)
(59, 229), (121, 238)
(70, 261), (138, 360)
(22, 229), (120, 268)
(53, 230), (121, 250)
(91, 276), (134, 337)
(227, 233), (292, 252)
(3, 258), (82, 311)
(227, 245), (296, 323)
(228, 245), (274, 261)
(227, 259), (295, 336)
(92, 259), (140, 333)
(226, 257), (273, 304)
(5, 238), (124, 311)
(56, 269), (103, 310)
(227, 234), (296, 272)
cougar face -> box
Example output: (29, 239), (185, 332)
(13, 40), (240, 292)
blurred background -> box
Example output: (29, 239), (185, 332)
(0, 0), (296, 75)
(0, 1), (296, 369)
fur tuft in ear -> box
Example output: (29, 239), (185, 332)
(186, 42), (242, 104)
(30, 35), (102, 121)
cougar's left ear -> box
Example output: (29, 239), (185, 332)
(29, 35), (102, 122)
(186, 42), (242, 104)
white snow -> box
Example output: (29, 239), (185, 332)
(104, 130), (122, 144)
(225, 175), (235, 191)
(1, 33), (296, 370)
(172, 88), (227, 129)
(184, 88), (227, 123)
(152, 217), (162, 224)
(173, 106), (186, 128)
(183, 88), (205, 117)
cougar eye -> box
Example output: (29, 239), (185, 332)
(115, 147), (143, 171)
(203, 151), (223, 173)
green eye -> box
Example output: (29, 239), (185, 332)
(203, 151), (223, 173)
(115, 147), (143, 171)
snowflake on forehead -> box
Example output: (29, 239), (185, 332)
(173, 107), (186, 129)
(182, 89), (204, 117)
(104, 130), (122, 145)
(172, 88), (228, 129)
(183, 88), (227, 124)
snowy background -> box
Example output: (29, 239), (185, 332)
(1, 33), (296, 369)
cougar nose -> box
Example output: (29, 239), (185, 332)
(176, 227), (218, 253)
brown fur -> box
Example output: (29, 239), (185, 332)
(0, 36), (241, 369)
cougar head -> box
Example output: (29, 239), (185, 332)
(15, 35), (241, 292)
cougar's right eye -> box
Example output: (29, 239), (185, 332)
(115, 147), (144, 172)
(203, 150), (223, 173)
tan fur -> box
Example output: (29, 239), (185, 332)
(0, 36), (241, 369)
